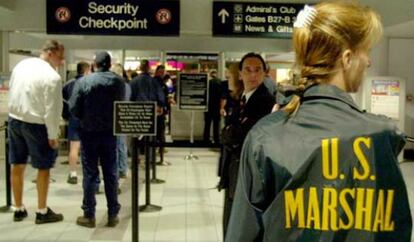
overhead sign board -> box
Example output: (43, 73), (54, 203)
(47, 0), (179, 36)
(178, 73), (208, 111)
(213, 1), (304, 38)
(114, 101), (156, 136)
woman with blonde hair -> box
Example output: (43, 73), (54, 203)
(226, 2), (412, 242)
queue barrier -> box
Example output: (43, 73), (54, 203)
(0, 121), (12, 212)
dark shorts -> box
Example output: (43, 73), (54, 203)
(8, 117), (57, 169)
(67, 117), (80, 141)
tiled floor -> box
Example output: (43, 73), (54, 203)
(1, 146), (414, 241)
(0, 147), (224, 242)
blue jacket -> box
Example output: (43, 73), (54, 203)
(69, 71), (125, 132)
(130, 73), (165, 106)
(62, 75), (83, 120)
(226, 84), (411, 242)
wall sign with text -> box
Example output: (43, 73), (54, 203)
(213, 1), (304, 38)
(178, 73), (208, 111)
(47, 0), (179, 36)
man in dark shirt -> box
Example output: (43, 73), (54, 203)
(153, 65), (170, 165)
(221, 53), (275, 237)
(203, 70), (223, 144)
(69, 51), (125, 228)
(130, 60), (165, 109)
(62, 61), (90, 184)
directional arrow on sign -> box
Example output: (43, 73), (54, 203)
(218, 8), (229, 24)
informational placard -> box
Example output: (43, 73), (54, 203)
(47, 0), (179, 36)
(113, 101), (156, 136)
(370, 80), (400, 119)
(178, 73), (208, 111)
(213, 1), (303, 38)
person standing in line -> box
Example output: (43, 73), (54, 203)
(8, 39), (65, 224)
(263, 63), (278, 96)
(70, 52), (125, 228)
(221, 53), (275, 237)
(203, 70), (223, 145)
(130, 60), (165, 162)
(153, 64), (170, 165)
(62, 61), (91, 184)
(226, 2), (412, 242)
(130, 60), (165, 110)
(110, 63), (131, 178)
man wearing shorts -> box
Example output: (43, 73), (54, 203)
(62, 61), (91, 184)
(8, 40), (65, 224)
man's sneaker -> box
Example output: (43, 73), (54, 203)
(14, 209), (28, 222)
(35, 207), (64, 224)
(107, 216), (119, 227)
(76, 216), (96, 228)
(67, 174), (78, 184)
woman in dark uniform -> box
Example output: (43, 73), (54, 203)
(218, 63), (244, 237)
(226, 2), (412, 242)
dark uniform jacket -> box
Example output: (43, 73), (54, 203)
(69, 71), (125, 132)
(226, 84), (412, 242)
(219, 83), (275, 196)
(130, 73), (165, 106)
(207, 77), (223, 118)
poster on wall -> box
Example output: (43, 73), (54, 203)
(178, 73), (208, 111)
(370, 80), (400, 119)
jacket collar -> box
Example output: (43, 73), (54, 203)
(303, 84), (363, 113)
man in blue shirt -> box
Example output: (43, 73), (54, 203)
(70, 51), (125, 228)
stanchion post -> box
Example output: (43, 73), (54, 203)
(139, 136), (162, 213)
(131, 137), (139, 242)
(1, 120), (12, 212)
(185, 111), (198, 160)
(150, 136), (164, 184)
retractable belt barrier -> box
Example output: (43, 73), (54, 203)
(0, 121), (12, 212)
(139, 136), (162, 213)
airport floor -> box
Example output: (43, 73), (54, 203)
(1, 145), (414, 242)
(0, 147), (224, 242)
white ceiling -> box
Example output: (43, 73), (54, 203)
(0, 0), (413, 54)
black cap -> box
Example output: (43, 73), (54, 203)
(94, 51), (111, 71)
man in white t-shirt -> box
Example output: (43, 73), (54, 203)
(8, 40), (64, 224)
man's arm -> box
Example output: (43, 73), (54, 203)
(69, 79), (84, 120)
(43, 77), (63, 148)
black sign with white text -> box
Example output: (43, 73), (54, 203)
(114, 101), (156, 136)
(47, 0), (179, 36)
(213, 1), (304, 38)
(178, 73), (208, 111)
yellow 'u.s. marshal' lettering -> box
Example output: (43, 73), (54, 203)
(322, 138), (339, 180)
(284, 187), (395, 232)
(353, 137), (371, 180)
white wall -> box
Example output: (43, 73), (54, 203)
(389, 38), (414, 140)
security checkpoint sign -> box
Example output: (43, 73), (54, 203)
(113, 101), (156, 136)
(47, 0), (179, 36)
(213, 1), (304, 38)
